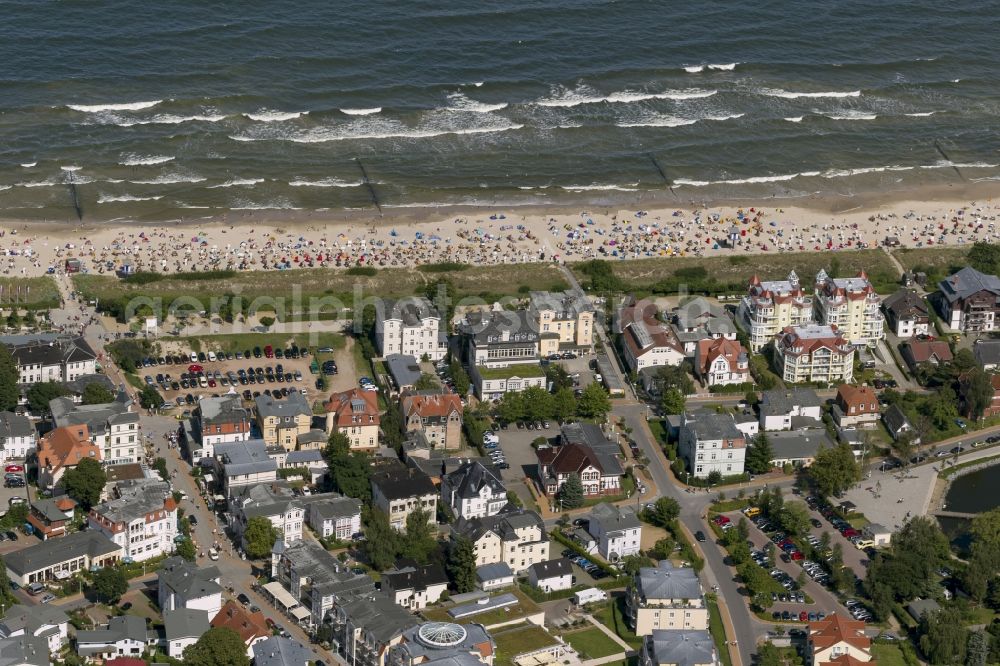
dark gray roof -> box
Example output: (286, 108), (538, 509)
(529, 290), (593, 317)
(681, 412), (742, 441)
(527, 558), (572, 580)
(50, 392), (132, 436)
(304, 494), (362, 521)
(64, 373), (115, 396)
(295, 430), (327, 447)
(636, 561), (702, 601)
(382, 561), (448, 593)
(939, 266), (1000, 303)
(759, 388), (822, 417)
(76, 614), (148, 646)
(0, 604), (67, 637)
(94, 478), (171, 524)
(476, 562), (514, 582)
(5, 335), (95, 370)
(252, 636), (315, 666)
(235, 483), (300, 521)
(455, 508), (546, 543)
(882, 289), (929, 318)
(4, 530), (119, 577)
(158, 557), (223, 600)
(645, 630), (716, 666)
(382, 297), (441, 326)
(338, 592), (418, 643)
(198, 394), (248, 427)
(255, 391), (310, 419)
(286, 448), (324, 464)
(590, 503), (641, 536)
(883, 404), (912, 434)
(392, 623), (493, 664)
(461, 310), (540, 346)
(974, 339), (1000, 367)
(557, 422), (625, 476)
(163, 608), (210, 641)
(444, 461), (506, 500)
(767, 430), (835, 461)
(215, 439), (277, 477)
(386, 354), (423, 389)
(907, 598), (942, 622)
(371, 465), (436, 501)
(0, 412), (33, 439)
(0, 635), (48, 666)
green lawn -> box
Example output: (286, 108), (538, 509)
(422, 589), (541, 627)
(592, 596), (642, 649)
(478, 364), (547, 380)
(493, 625), (561, 666)
(0, 276), (61, 310)
(564, 627), (624, 659)
(188, 331), (344, 354)
(871, 643), (908, 666)
(707, 596), (734, 666)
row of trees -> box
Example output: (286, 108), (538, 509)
(361, 507), (438, 571)
(495, 382), (611, 424)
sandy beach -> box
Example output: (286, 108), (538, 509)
(1, 183), (999, 279)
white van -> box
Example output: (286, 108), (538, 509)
(574, 588), (608, 605)
(208, 351), (217, 362)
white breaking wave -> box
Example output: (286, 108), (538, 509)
(67, 100), (162, 112)
(905, 111), (937, 117)
(561, 183), (640, 192)
(919, 161), (999, 169)
(618, 113), (742, 128)
(340, 107), (381, 116)
(536, 85), (717, 107)
(762, 88), (862, 99)
(119, 154), (175, 166)
(230, 120), (524, 143)
(784, 116), (804, 122)
(19, 163), (36, 168)
(207, 178), (265, 188)
(683, 65), (705, 73)
(824, 111), (877, 120)
(708, 63), (737, 70)
(672, 163), (963, 187)
(60, 166), (81, 172)
(0, 186), (10, 192)
(98, 194), (164, 203)
(130, 175), (207, 185)
(446, 92), (508, 113)
(244, 110), (308, 122)
(288, 178), (362, 187)
(113, 114), (227, 127)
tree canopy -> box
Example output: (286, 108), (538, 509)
(745, 433), (774, 475)
(559, 472), (585, 509)
(577, 382), (610, 421)
(63, 457), (107, 510)
(447, 535), (476, 593)
(243, 516), (280, 559)
(183, 627), (251, 666)
(92, 566), (128, 604)
(0, 345), (20, 411)
(26, 381), (70, 413)
(322, 432), (372, 501)
(807, 443), (860, 498)
(81, 382), (115, 405)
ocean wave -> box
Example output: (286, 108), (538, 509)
(340, 107), (381, 116)
(560, 183), (639, 192)
(130, 175), (207, 185)
(19, 180), (61, 188)
(67, 100), (162, 112)
(784, 116), (804, 122)
(536, 85), (716, 107)
(0, 186), (10, 192)
(113, 113), (227, 127)
(919, 161), (999, 170)
(474, 82), (484, 87)
(708, 63), (738, 71)
(207, 178), (265, 188)
(905, 111), (937, 117)
(119, 154), (175, 166)
(683, 65), (704, 73)
(60, 166), (81, 172)
(244, 110), (308, 122)
(19, 163), (36, 168)
(674, 164), (933, 187)
(762, 88), (861, 99)
(618, 113), (743, 128)
(824, 112), (878, 120)
(231, 119), (524, 143)
(288, 178), (362, 187)
(446, 92), (508, 113)
(98, 194), (164, 203)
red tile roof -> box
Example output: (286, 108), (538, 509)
(401, 392), (462, 419)
(211, 600), (269, 645)
(836, 384), (878, 411)
(323, 388), (380, 428)
(37, 424), (101, 473)
(809, 613), (871, 652)
(696, 337), (747, 376)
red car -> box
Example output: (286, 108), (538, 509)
(790, 550), (804, 561)
(841, 528), (860, 538)
(188, 364), (203, 373)
(4, 464), (23, 473)
(207, 379), (216, 388)
(713, 515), (731, 525)
(799, 611), (808, 622)
(264, 345), (274, 358)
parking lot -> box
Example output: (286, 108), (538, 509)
(139, 338), (359, 414)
